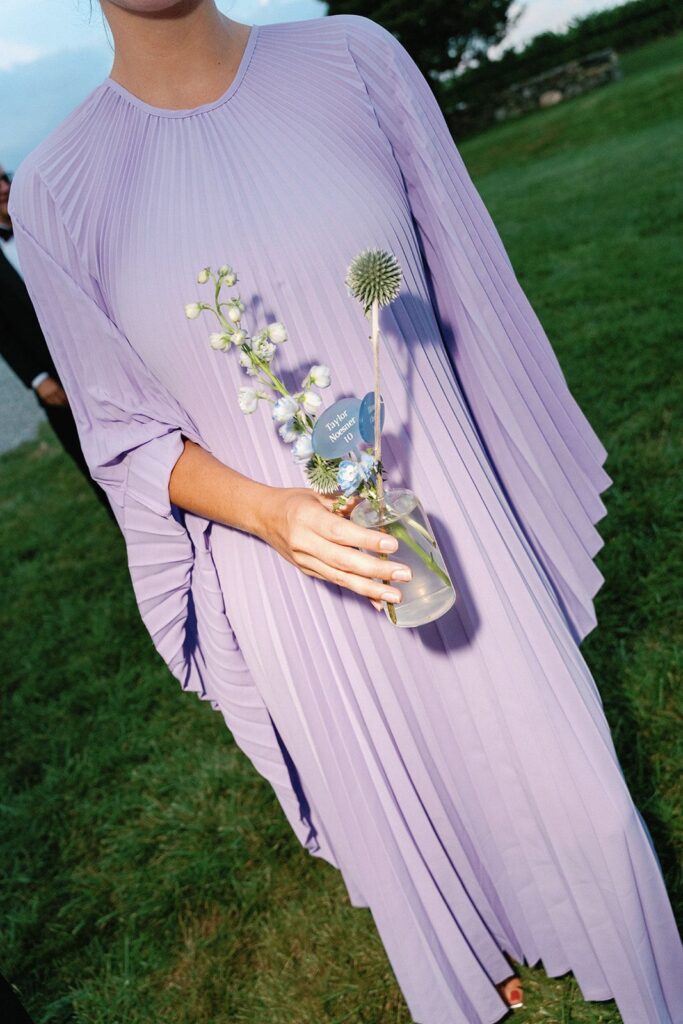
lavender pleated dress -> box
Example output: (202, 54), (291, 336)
(9, 15), (682, 1024)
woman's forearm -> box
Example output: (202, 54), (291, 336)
(167, 436), (409, 611)
(168, 436), (273, 537)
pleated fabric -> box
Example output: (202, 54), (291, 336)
(9, 14), (682, 1023)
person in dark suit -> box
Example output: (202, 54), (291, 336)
(0, 163), (115, 520)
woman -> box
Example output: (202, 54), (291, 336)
(9, 2), (682, 1021)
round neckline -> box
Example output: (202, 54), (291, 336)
(103, 23), (260, 117)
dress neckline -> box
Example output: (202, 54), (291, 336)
(103, 23), (260, 118)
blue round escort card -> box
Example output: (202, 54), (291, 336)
(311, 396), (363, 459)
(359, 391), (385, 443)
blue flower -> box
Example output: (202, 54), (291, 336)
(272, 395), (299, 423)
(278, 417), (298, 443)
(337, 459), (363, 496)
(358, 450), (377, 482)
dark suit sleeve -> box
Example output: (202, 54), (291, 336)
(0, 246), (57, 388)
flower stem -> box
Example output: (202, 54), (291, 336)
(386, 521), (452, 588)
(370, 298), (384, 508)
(240, 343), (289, 396)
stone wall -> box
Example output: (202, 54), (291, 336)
(494, 48), (622, 122)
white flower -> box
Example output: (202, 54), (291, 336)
(266, 321), (288, 344)
(196, 267), (210, 284)
(292, 434), (314, 464)
(185, 302), (202, 320)
(308, 364), (331, 388)
(224, 273), (237, 287)
(272, 395), (299, 423)
(218, 265), (231, 277)
(209, 332), (230, 350)
(231, 328), (247, 346)
(228, 306), (242, 323)
(278, 418), (298, 443)
(252, 336), (276, 362)
(238, 349), (258, 376)
(301, 389), (322, 415)
(238, 386), (259, 414)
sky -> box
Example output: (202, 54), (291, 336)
(1, 0), (624, 171)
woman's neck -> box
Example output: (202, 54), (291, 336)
(103, 0), (250, 110)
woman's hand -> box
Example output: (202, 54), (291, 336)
(256, 486), (412, 611)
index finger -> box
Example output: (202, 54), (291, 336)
(318, 507), (399, 554)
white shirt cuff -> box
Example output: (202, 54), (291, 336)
(31, 371), (50, 389)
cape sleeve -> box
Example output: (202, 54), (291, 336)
(7, 163), (219, 697)
(7, 164), (338, 864)
(343, 14), (613, 642)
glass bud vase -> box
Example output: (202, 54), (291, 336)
(350, 487), (456, 627)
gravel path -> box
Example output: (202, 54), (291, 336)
(0, 359), (46, 454)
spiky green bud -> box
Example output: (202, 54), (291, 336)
(345, 247), (402, 317)
(305, 454), (341, 494)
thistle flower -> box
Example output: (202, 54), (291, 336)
(185, 302), (202, 320)
(301, 389), (322, 415)
(345, 247), (402, 317)
(266, 322), (288, 344)
(292, 434), (314, 464)
(305, 454), (340, 494)
(238, 386), (259, 414)
(272, 395), (299, 423)
(197, 267), (211, 284)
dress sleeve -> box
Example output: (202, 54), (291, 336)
(343, 15), (613, 642)
(8, 164), (213, 690)
(7, 165), (334, 848)
(8, 169), (205, 518)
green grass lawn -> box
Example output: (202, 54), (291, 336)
(1, 31), (681, 1024)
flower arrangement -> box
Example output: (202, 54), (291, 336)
(184, 259), (385, 513)
(184, 249), (455, 628)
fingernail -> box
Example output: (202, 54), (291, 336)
(379, 537), (398, 552)
(381, 590), (401, 603)
(391, 568), (412, 582)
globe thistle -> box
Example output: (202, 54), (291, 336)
(305, 454), (340, 494)
(345, 247), (402, 317)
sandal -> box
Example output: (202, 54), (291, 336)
(496, 974), (524, 1009)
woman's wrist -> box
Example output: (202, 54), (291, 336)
(169, 437), (280, 538)
(235, 479), (280, 541)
